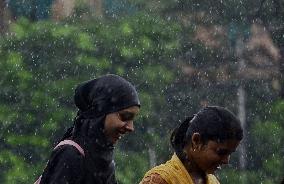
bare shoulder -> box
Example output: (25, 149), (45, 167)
(140, 173), (168, 184)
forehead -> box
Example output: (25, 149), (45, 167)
(119, 106), (140, 114)
(206, 139), (240, 151)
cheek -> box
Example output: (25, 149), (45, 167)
(194, 152), (208, 166)
(104, 119), (117, 133)
(108, 121), (126, 132)
(196, 151), (219, 167)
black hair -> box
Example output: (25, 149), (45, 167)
(170, 106), (243, 161)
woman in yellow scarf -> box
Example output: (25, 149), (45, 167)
(140, 106), (243, 184)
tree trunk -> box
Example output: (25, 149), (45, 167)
(237, 86), (246, 169)
(0, 0), (5, 34)
(147, 128), (157, 168)
(51, 0), (76, 21)
(148, 147), (157, 168)
(280, 47), (284, 99)
(236, 37), (247, 183)
(89, 0), (103, 17)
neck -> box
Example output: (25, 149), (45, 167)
(182, 156), (207, 184)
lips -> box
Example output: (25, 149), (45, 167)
(118, 130), (127, 136)
(112, 130), (128, 143)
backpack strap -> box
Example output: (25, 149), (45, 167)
(34, 140), (85, 184)
(54, 140), (85, 156)
(34, 175), (42, 184)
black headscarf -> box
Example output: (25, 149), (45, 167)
(74, 74), (140, 118)
(62, 74), (140, 184)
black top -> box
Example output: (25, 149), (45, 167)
(40, 144), (116, 184)
(40, 145), (85, 184)
(39, 75), (140, 184)
(40, 117), (117, 184)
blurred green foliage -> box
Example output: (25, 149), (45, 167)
(8, 0), (53, 20)
(0, 0), (284, 184)
(218, 100), (284, 184)
(0, 14), (181, 183)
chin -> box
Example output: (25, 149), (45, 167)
(206, 168), (217, 174)
(206, 170), (214, 174)
(112, 137), (120, 144)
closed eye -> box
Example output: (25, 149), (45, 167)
(118, 112), (136, 122)
(216, 149), (233, 156)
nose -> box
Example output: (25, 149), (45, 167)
(124, 121), (134, 132)
(221, 155), (230, 165)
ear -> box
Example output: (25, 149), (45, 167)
(191, 133), (202, 150)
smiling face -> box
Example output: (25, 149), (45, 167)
(104, 106), (140, 144)
(185, 133), (240, 174)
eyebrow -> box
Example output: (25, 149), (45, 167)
(216, 148), (236, 155)
(118, 111), (137, 120)
(120, 110), (138, 115)
(119, 111), (135, 116)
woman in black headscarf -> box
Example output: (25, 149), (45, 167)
(38, 74), (140, 184)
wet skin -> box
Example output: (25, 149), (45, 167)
(191, 139), (240, 174)
(183, 133), (241, 183)
(104, 106), (140, 144)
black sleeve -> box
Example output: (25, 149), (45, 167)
(40, 145), (85, 184)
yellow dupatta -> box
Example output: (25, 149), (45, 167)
(142, 154), (220, 184)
